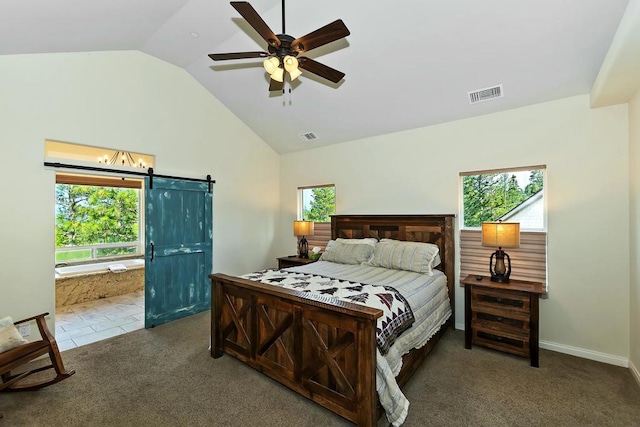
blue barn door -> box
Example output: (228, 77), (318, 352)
(144, 177), (212, 328)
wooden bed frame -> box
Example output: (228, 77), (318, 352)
(210, 214), (455, 426)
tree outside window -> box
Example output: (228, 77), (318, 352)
(462, 168), (544, 229)
(300, 185), (335, 222)
(55, 184), (141, 262)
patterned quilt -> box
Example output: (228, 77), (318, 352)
(242, 269), (415, 355)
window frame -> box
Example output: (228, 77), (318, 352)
(297, 184), (336, 222)
(460, 165), (546, 232)
(55, 174), (145, 264)
(297, 184), (335, 251)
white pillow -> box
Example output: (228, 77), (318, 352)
(366, 239), (440, 275)
(326, 238), (377, 250)
(0, 316), (28, 353)
(320, 239), (376, 265)
(336, 238), (377, 247)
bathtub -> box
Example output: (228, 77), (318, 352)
(55, 258), (145, 307)
(55, 258), (145, 278)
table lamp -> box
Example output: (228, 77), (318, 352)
(481, 221), (520, 283)
(293, 220), (314, 258)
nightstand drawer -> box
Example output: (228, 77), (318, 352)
(473, 311), (530, 333)
(471, 287), (530, 313)
(472, 327), (529, 357)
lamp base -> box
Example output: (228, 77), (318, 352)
(490, 274), (510, 284)
(297, 236), (309, 258)
(489, 248), (512, 284)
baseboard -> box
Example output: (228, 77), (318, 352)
(454, 325), (630, 368)
(540, 340), (628, 367)
(630, 360), (640, 388)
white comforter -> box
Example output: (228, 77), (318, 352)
(286, 261), (452, 426)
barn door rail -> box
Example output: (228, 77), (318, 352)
(44, 162), (215, 193)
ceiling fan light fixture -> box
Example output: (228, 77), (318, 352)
(271, 67), (284, 82)
(263, 56), (280, 74)
(209, 2), (350, 92)
(283, 55), (298, 72)
(288, 67), (302, 81)
(283, 55), (302, 80)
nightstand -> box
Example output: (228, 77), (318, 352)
(277, 256), (317, 269)
(461, 274), (545, 367)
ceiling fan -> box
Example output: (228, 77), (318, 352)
(208, 1), (350, 92)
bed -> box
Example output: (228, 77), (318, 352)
(209, 214), (455, 426)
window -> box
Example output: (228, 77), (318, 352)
(462, 167), (545, 230)
(55, 174), (143, 263)
(460, 166), (547, 289)
(298, 185), (335, 250)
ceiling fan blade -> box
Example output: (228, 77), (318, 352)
(292, 19), (350, 53)
(269, 79), (284, 92)
(208, 51), (269, 61)
(298, 57), (345, 83)
(231, 2), (281, 48)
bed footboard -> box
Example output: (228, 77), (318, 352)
(211, 273), (383, 426)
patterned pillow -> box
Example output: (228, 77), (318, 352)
(0, 316), (28, 353)
(320, 240), (376, 264)
(366, 239), (440, 275)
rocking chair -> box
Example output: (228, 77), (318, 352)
(0, 312), (75, 392)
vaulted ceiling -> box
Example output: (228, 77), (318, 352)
(0, 0), (632, 153)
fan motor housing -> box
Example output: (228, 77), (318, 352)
(269, 34), (300, 59)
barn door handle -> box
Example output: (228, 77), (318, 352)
(150, 242), (155, 262)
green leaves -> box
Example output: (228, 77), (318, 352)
(55, 184), (139, 248)
(303, 187), (335, 223)
(463, 171), (543, 228)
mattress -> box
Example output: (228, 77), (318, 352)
(285, 260), (452, 426)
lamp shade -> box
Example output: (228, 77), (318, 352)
(271, 66), (284, 82)
(293, 220), (314, 237)
(288, 67), (302, 81)
(263, 57), (280, 74)
(283, 55), (302, 80)
(481, 222), (520, 248)
(283, 55), (299, 72)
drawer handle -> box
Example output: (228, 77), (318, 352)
(478, 294), (525, 308)
(496, 316), (504, 322)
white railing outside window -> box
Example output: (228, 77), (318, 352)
(55, 242), (142, 264)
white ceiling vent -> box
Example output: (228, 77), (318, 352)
(468, 84), (503, 104)
(299, 132), (319, 142)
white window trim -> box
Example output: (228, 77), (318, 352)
(460, 166), (547, 232)
(55, 178), (145, 264)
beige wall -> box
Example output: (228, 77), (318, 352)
(280, 94), (631, 364)
(0, 51), (280, 324)
(0, 50), (634, 369)
(630, 88), (640, 380)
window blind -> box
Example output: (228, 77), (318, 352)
(460, 229), (547, 290)
(306, 222), (331, 250)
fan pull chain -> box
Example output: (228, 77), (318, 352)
(282, 82), (293, 105)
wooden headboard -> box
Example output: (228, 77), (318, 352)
(331, 214), (456, 323)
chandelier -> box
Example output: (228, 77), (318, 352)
(97, 151), (147, 168)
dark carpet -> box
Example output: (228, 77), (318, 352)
(1, 311), (639, 426)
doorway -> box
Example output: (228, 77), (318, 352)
(54, 173), (146, 350)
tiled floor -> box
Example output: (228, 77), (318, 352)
(54, 290), (145, 351)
